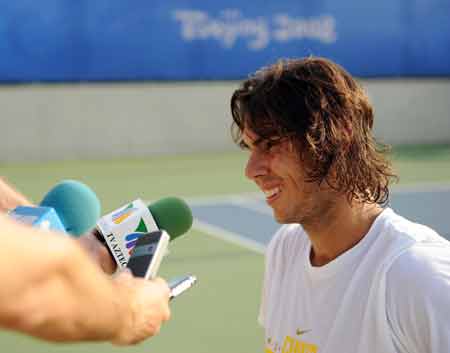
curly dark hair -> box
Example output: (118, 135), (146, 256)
(231, 57), (397, 205)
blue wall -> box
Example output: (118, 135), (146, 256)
(1, 0), (449, 82)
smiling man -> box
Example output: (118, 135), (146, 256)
(230, 57), (450, 353)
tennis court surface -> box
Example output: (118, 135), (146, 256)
(0, 147), (449, 353)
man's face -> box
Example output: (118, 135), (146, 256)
(242, 128), (336, 225)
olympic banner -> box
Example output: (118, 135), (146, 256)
(0, 0), (449, 81)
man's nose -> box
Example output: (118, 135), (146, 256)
(245, 150), (268, 180)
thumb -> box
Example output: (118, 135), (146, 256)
(114, 267), (133, 279)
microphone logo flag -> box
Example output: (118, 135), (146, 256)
(97, 199), (158, 268)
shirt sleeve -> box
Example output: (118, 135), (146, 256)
(386, 243), (450, 353)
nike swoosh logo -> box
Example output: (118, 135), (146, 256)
(296, 329), (311, 336)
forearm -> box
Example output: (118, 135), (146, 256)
(0, 177), (32, 212)
(0, 216), (127, 342)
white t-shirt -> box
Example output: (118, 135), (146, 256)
(259, 208), (450, 353)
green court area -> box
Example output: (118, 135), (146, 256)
(0, 144), (450, 353)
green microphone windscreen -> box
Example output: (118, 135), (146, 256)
(40, 180), (101, 236)
(148, 197), (193, 240)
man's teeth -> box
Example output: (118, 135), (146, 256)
(264, 187), (280, 198)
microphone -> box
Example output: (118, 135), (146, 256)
(8, 180), (101, 236)
(95, 197), (193, 268)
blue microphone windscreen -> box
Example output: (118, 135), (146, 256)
(40, 180), (101, 236)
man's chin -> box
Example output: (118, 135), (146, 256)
(272, 208), (301, 224)
(273, 210), (289, 224)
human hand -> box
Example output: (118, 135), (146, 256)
(77, 230), (116, 274)
(111, 270), (171, 345)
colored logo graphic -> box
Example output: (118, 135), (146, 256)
(112, 203), (138, 224)
(124, 218), (149, 254)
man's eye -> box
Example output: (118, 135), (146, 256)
(264, 141), (275, 150)
(262, 139), (280, 151)
(239, 141), (250, 150)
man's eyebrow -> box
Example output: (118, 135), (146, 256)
(241, 134), (279, 150)
(240, 136), (264, 149)
(251, 137), (265, 147)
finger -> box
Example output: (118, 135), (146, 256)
(163, 305), (171, 322)
(99, 246), (117, 274)
(153, 277), (169, 287)
(113, 267), (133, 280)
(120, 267), (133, 276)
(152, 277), (170, 297)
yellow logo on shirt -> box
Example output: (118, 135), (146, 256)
(265, 335), (318, 353)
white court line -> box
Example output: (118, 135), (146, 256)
(188, 192), (273, 216)
(189, 195), (272, 252)
(391, 182), (450, 193)
(186, 192), (261, 206)
(188, 182), (450, 219)
(186, 182), (450, 206)
(193, 219), (265, 254)
(227, 195), (273, 216)
(146, 196), (268, 253)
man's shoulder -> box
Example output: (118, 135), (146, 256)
(382, 227), (450, 352)
(382, 208), (443, 244)
(382, 208), (449, 281)
(385, 239), (450, 346)
(386, 238), (450, 297)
